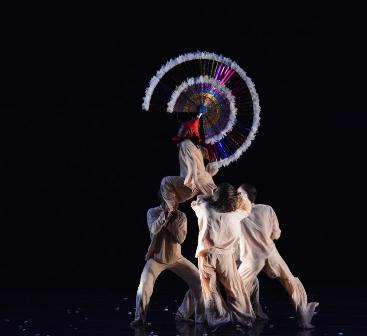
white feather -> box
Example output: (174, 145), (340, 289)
(142, 51), (261, 168)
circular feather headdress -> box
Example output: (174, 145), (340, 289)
(142, 51), (260, 169)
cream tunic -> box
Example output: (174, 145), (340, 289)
(179, 139), (217, 195)
(237, 202), (319, 329)
(160, 139), (217, 211)
(133, 206), (204, 323)
(192, 198), (254, 327)
(238, 204), (281, 262)
(193, 201), (247, 258)
(145, 206), (186, 264)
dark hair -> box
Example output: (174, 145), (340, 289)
(188, 135), (201, 146)
(239, 183), (257, 203)
(177, 120), (202, 145)
(209, 182), (240, 213)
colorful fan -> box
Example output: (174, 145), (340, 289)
(142, 51), (260, 169)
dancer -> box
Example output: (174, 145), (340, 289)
(130, 191), (204, 326)
(191, 183), (255, 328)
(237, 184), (319, 329)
(160, 116), (217, 212)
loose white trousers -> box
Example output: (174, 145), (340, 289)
(135, 257), (204, 322)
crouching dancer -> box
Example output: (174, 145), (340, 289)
(130, 192), (204, 326)
(237, 184), (319, 329)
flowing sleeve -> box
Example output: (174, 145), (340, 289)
(191, 196), (208, 219)
(147, 208), (166, 235)
(270, 207), (281, 240)
(193, 202), (212, 257)
(179, 140), (198, 191)
(166, 211), (187, 244)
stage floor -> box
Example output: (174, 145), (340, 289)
(1, 293), (366, 335)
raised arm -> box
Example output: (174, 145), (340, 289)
(147, 208), (167, 235)
(165, 211), (187, 244)
(237, 193), (252, 215)
(191, 196), (208, 218)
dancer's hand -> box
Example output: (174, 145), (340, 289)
(163, 208), (170, 217)
(166, 210), (176, 224)
(191, 183), (199, 194)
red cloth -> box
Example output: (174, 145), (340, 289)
(171, 117), (201, 142)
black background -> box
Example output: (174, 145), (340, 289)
(1, 10), (366, 302)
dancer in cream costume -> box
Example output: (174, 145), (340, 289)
(160, 117), (217, 212)
(191, 183), (255, 328)
(237, 184), (319, 329)
(130, 193), (204, 326)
